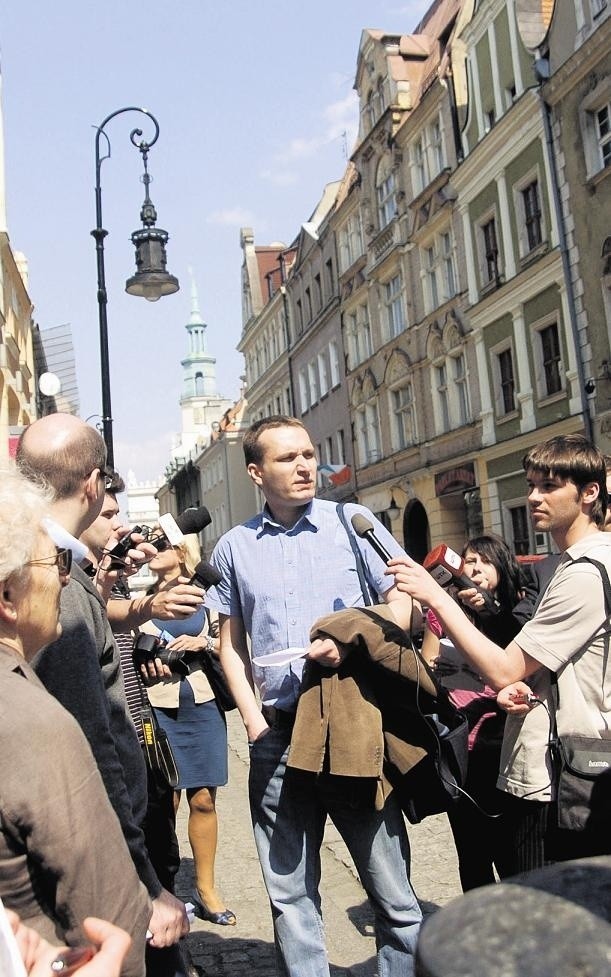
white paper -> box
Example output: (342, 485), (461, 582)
(252, 647), (307, 667)
(0, 899), (27, 977)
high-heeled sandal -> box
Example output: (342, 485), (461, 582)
(191, 890), (237, 926)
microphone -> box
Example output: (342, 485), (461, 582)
(423, 544), (501, 615)
(176, 506), (212, 535)
(159, 506), (211, 546)
(351, 514), (394, 564)
(190, 560), (222, 591)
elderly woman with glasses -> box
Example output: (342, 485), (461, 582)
(0, 469), (150, 977)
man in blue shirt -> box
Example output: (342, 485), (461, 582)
(206, 416), (422, 977)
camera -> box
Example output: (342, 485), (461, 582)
(132, 633), (190, 677)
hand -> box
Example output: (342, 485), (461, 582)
(7, 909), (131, 977)
(150, 578), (205, 620)
(148, 889), (189, 948)
(306, 636), (348, 669)
(166, 634), (206, 653)
(386, 556), (445, 607)
(456, 587), (487, 613)
(497, 681), (538, 715)
(140, 656), (173, 684)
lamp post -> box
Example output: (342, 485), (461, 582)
(92, 106), (179, 468)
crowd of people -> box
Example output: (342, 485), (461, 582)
(0, 411), (609, 977)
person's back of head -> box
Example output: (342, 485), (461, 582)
(523, 434), (608, 527)
(16, 414), (107, 501)
(243, 415), (306, 466)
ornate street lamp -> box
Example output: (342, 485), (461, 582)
(92, 106), (179, 467)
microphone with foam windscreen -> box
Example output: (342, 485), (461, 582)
(159, 506), (212, 546)
(190, 560), (222, 591)
(351, 514), (394, 564)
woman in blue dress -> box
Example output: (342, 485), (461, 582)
(145, 533), (235, 926)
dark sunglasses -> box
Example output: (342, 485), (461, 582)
(26, 546), (73, 577)
(154, 537), (172, 552)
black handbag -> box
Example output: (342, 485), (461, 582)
(140, 703), (180, 789)
(200, 648), (236, 712)
(549, 556), (611, 831)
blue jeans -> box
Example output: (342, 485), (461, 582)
(249, 725), (422, 977)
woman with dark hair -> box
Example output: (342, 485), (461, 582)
(423, 534), (527, 890)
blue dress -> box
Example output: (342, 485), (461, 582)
(151, 607), (228, 789)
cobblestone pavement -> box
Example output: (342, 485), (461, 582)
(175, 711), (462, 976)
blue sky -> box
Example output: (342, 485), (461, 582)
(1, 1), (429, 481)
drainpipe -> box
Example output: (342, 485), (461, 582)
(536, 59), (594, 443)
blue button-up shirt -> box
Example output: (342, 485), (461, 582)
(205, 498), (405, 709)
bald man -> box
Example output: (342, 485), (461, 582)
(17, 415), (189, 962)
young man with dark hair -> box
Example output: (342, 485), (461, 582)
(390, 434), (611, 865)
(206, 415), (422, 977)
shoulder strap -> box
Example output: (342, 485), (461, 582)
(336, 503), (379, 606)
(569, 556), (611, 614)
(549, 554), (611, 721)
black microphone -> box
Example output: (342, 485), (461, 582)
(176, 506), (212, 535)
(190, 560), (222, 591)
(351, 514), (394, 564)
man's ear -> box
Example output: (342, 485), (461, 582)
(581, 481), (600, 507)
(84, 468), (101, 501)
(247, 463), (263, 488)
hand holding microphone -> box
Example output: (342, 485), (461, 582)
(423, 544), (501, 616)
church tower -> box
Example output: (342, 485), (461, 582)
(172, 269), (232, 461)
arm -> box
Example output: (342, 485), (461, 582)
(386, 556), (541, 690)
(107, 579), (205, 631)
(219, 613), (268, 742)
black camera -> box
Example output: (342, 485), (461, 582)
(132, 633), (190, 677)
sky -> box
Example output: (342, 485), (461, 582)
(1, 0), (430, 483)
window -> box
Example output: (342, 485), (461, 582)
(329, 340), (341, 387)
(425, 246), (439, 310)
(421, 231), (457, 312)
(431, 350), (471, 434)
(325, 258), (334, 294)
(580, 80), (611, 179)
(430, 119), (444, 177)
(495, 346), (516, 415)
(307, 360), (319, 405)
(434, 363), (450, 433)
(298, 369), (309, 414)
(317, 351), (329, 397)
(522, 180), (542, 251)
(324, 436), (333, 464)
(338, 213), (363, 272)
(336, 428), (346, 465)
(384, 274), (406, 338)
(305, 287), (312, 322)
(539, 322), (562, 396)
(596, 104), (611, 167)
(376, 160), (396, 229)
(509, 505), (531, 557)
(296, 299), (304, 334)
(345, 304), (372, 368)
(314, 273), (322, 311)
(391, 381), (417, 450)
(356, 401), (381, 466)
(480, 217), (501, 286)
(412, 136), (428, 194)
(452, 353), (470, 426)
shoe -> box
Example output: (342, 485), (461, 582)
(191, 890), (236, 926)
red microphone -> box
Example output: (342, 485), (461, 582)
(423, 544), (501, 615)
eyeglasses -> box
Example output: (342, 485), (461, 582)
(101, 466), (115, 491)
(26, 546), (73, 578)
(154, 537), (172, 552)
